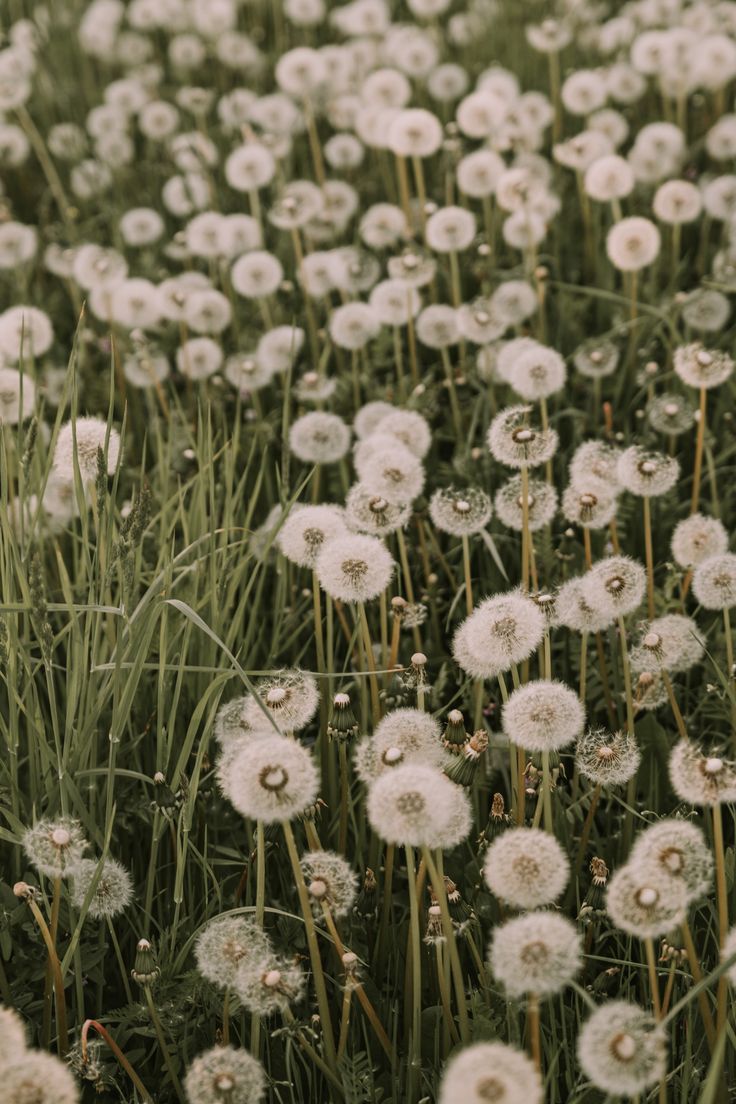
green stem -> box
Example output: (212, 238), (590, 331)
(422, 848), (470, 1044)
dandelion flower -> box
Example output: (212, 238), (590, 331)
(438, 1041), (543, 1104)
(483, 827), (569, 909)
(647, 394), (695, 437)
(606, 216), (660, 271)
(577, 1001), (666, 1096)
(495, 476), (558, 532)
(1, 1052), (80, 1104)
(235, 950), (305, 1016)
(489, 911), (582, 999)
(507, 343), (566, 402)
(289, 412), (351, 465)
(244, 670), (319, 734)
(692, 553), (736, 609)
(0, 367), (35, 424)
(195, 916), (271, 990)
(0, 1006), (27, 1066)
(223, 735), (319, 824)
(673, 343), (735, 390)
(581, 556), (646, 620)
(671, 514), (728, 568)
(53, 417), (121, 484)
(561, 485), (618, 530)
(616, 446), (679, 497)
(606, 862), (688, 938)
(277, 505), (348, 570)
(503, 679), (585, 753)
(69, 857), (133, 918)
(569, 441), (622, 495)
(316, 533), (394, 603)
(487, 405), (558, 470)
(452, 590), (545, 679)
(301, 850), (359, 919)
(631, 819), (713, 904)
(345, 483), (411, 537)
(630, 615), (704, 674)
(429, 486), (492, 536)
(23, 818), (87, 879)
(356, 439), (425, 505)
(184, 1046), (265, 1104)
(425, 205), (476, 253)
(367, 764), (472, 849)
(554, 577), (613, 635)
(669, 740), (736, 806)
(575, 728), (641, 786)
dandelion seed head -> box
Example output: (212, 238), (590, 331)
(673, 342), (735, 389)
(489, 911), (582, 999)
(277, 505), (348, 569)
(184, 1045), (266, 1104)
(438, 1041), (543, 1104)
(577, 1001), (667, 1096)
(367, 763), (472, 848)
(1, 1051), (80, 1104)
(483, 826), (569, 909)
(453, 590), (545, 679)
(487, 404), (559, 470)
(53, 417), (121, 484)
(301, 850), (359, 919)
(244, 670), (319, 734)
(671, 513), (729, 568)
(606, 216), (661, 271)
(692, 553), (736, 609)
(606, 861), (688, 938)
(495, 476), (558, 532)
(631, 819), (713, 904)
(69, 857), (133, 919)
(429, 486), (492, 536)
(0, 1006), (27, 1067)
(195, 916), (272, 991)
(581, 555), (646, 620)
(23, 817), (87, 879)
(503, 679), (585, 753)
(616, 446), (680, 497)
(575, 728), (641, 786)
(316, 533), (394, 602)
(223, 735), (319, 824)
(289, 411), (351, 465)
(234, 950), (305, 1016)
(669, 740), (736, 806)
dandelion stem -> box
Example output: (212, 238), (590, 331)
(358, 602), (381, 726)
(405, 844), (423, 1102)
(282, 820), (338, 1074)
(644, 938), (661, 1019)
(711, 803), (729, 1033)
(82, 1019), (154, 1103)
(680, 921), (717, 1052)
(690, 390), (707, 516)
(643, 496), (656, 620)
(143, 984), (185, 1103)
(461, 534), (473, 615)
(422, 848), (470, 1044)
(21, 887), (68, 1056)
(527, 992), (542, 1075)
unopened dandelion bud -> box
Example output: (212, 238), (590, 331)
(355, 868), (378, 917)
(152, 772), (178, 812)
(327, 692), (359, 744)
(443, 709), (469, 752)
(445, 731), (488, 787)
(131, 938), (160, 986)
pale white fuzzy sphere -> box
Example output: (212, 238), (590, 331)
(387, 107), (443, 157)
(554, 577), (615, 635)
(344, 482), (411, 537)
(616, 446), (679, 497)
(356, 437), (425, 505)
(0, 304), (54, 361)
(376, 409), (432, 458)
(301, 849), (359, 919)
(606, 861), (688, 938)
(328, 301), (380, 350)
(606, 216), (660, 271)
(652, 179), (702, 224)
(176, 337), (224, 381)
(692, 553), (736, 609)
(495, 476), (559, 532)
(669, 739), (736, 806)
(575, 727), (641, 786)
(584, 154), (635, 202)
(316, 532), (394, 602)
(356, 707), (451, 782)
(489, 911), (582, 999)
(277, 505), (348, 569)
(456, 148), (506, 198)
(429, 486), (492, 536)
(231, 250), (284, 299)
(224, 734), (319, 823)
(0, 366), (35, 424)
(184, 1046), (266, 1104)
(502, 679), (585, 753)
(353, 400), (395, 439)
(630, 819), (713, 904)
(630, 614), (704, 674)
(577, 1001), (666, 1097)
(69, 857), (133, 919)
(673, 342), (734, 390)
(507, 342), (566, 401)
(424, 205), (476, 253)
(580, 555), (646, 620)
(289, 412), (351, 464)
(483, 826), (569, 909)
(452, 590), (545, 679)
(244, 669), (319, 734)
(438, 1041), (543, 1104)
(0, 1005), (26, 1067)
(1, 1052), (80, 1104)
(561, 484), (618, 530)
(487, 404), (559, 470)
(415, 304), (459, 348)
(671, 513), (728, 568)
(234, 948), (305, 1016)
(367, 763), (472, 848)
(568, 441), (622, 496)
(195, 915), (271, 990)
(53, 416), (121, 483)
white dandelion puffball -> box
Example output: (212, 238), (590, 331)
(244, 669), (319, 734)
(671, 514), (728, 568)
(355, 437), (425, 505)
(692, 553), (736, 609)
(344, 483), (411, 537)
(483, 826), (569, 909)
(669, 740), (736, 806)
(276, 505), (348, 570)
(487, 404), (559, 470)
(453, 590), (545, 679)
(316, 533), (394, 603)
(289, 412), (351, 464)
(53, 417), (121, 483)
(234, 947), (305, 1016)
(438, 1041), (543, 1104)
(630, 615), (704, 674)
(425, 205), (476, 253)
(616, 446), (679, 497)
(606, 862), (688, 938)
(69, 857), (133, 919)
(575, 728), (641, 787)
(606, 216), (660, 271)
(489, 911), (582, 999)
(0, 1006), (26, 1067)
(184, 1046), (266, 1104)
(223, 734), (319, 824)
(367, 763), (472, 849)
(22, 817), (87, 879)
(581, 555), (646, 621)
(1, 1052), (80, 1104)
(577, 1001), (667, 1097)
(301, 850), (359, 919)
(195, 915), (271, 990)
(630, 819), (713, 905)
(0, 367), (35, 424)
(0, 304), (54, 361)
(673, 343), (734, 390)
(502, 679), (585, 753)
(429, 486), (492, 536)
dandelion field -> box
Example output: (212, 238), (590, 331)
(3, 1), (736, 1102)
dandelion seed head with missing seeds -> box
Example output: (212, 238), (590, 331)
(483, 826), (570, 910)
(495, 476), (559, 532)
(223, 734), (319, 824)
(489, 911), (582, 999)
(673, 342), (735, 389)
(575, 728), (641, 786)
(344, 482), (411, 537)
(581, 555), (646, 621)
(562, 484), (618, 529)
(277, 504), (348, 570)
(69, 857), (133, 919)
(429, 486), (492, 536)
(22, 817), (87, 879)
(244, 669), (319, 734)
(316, 533), (394, 603)
(577, 1001), (667, 1097)
(647, 393), (695, 436)
(452, 590), (545, 679)
(629, 615), (704, 674)
(606, 861), (688, 938)
(572, 339), (620, 380)
(438, 1041), (543, 1104)
(617, 446), (680, 498)
(184, 1045), (266, 1104)
(669, 740), (736, 806)
(671, 513), (728, 568)
(195, 915), (271, 991)
(487, 404), (559, 469)
(692, 552), (736, 609)
(302, 850), (359, 919)
(569, 441), (622, 495)
(502, 679), (585, 753)
(367, 763), (472, 849)
(631, 819), (713, 904)
(235, 949), (306, 1016)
